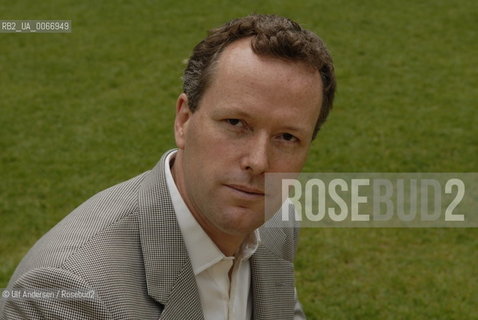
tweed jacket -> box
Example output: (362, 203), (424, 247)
(0, 150), (304, 320)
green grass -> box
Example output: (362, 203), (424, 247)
(1, 1), (477, 319)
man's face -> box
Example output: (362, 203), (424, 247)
(173, 38), (323, 238)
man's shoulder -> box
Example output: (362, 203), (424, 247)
(9, 170), (152, 281)
(2, 169), (165, 319)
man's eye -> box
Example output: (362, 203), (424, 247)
(226, 119), (242, 126)
(281, 133), (298, 142)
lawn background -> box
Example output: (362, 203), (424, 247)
(1, 0), (477, 319)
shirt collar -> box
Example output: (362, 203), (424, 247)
(164, 150), (260, 275)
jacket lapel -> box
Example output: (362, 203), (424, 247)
(138, 150), (204, 320)
(250, 228), (296, 320)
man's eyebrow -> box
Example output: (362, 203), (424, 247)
(212, 106), (252, 118)
(280, 125), (309, 134)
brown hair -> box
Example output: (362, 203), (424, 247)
(183, 14), (336, 139)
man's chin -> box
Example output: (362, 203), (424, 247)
(217, 206), (265, 235)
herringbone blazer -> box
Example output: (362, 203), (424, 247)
(1, 150), (305, 319)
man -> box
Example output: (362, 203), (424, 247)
(0, 14), (335, 319)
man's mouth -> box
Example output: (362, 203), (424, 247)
(225, 184), (265, 197)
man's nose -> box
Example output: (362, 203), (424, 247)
(240, 134), (270, 175)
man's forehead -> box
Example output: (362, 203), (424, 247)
(214, 38), (323, 92)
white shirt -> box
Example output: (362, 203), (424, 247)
(165, 151), (260, 320)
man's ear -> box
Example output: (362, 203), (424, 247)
(174, 93), (192, 150)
